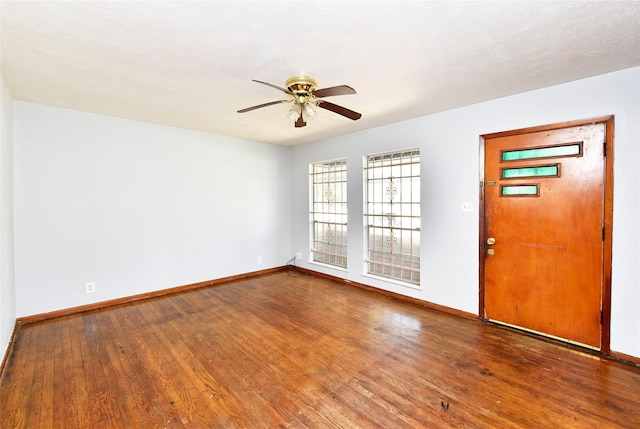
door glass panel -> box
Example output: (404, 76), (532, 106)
(502, 144), (581, 161)
(501, 184), (539, 196)
(502, 165), (559, 179)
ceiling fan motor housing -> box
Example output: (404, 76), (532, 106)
(286, 76), (318, 104)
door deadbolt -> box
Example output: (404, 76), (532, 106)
(487, 249), (495, 256)
(487, 237), (496, 245)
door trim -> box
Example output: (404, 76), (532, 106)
(479, 116), (614, 354)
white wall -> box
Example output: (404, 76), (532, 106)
(13, 102), (292, 317)
(0, 73), (16, 361)
(291, 67), (640, 358)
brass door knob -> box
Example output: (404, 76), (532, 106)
(487, 237), (496, 245)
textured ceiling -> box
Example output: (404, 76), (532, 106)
(2, 1), (639, 146)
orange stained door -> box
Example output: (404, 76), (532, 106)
(482, 120), (610, 349)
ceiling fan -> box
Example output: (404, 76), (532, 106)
(237, 75), (362, 128)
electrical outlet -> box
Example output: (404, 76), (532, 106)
(296, 252), (303, 260)
(462, 202), (473, 212)
(257, 256), (262, 264)
(85, 282), (96, 294)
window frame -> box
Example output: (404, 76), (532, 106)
(364, 149), (421, 286)
(309, 159), (348, 269)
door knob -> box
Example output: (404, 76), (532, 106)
(487, 237), (496, 245)
(487, 249), (495, 256)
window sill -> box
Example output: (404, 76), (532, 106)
(308, 260), (348, 273)
(361, 273), (422, 291)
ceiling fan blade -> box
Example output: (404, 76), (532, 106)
(317, 100), (362, 120)
(253, 79), (293, 94)
(313, 85), (357, 98)
(237, 100), (286, 113)
(295, 112), (306, 128)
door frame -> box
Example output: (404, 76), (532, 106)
(478, 116), (614, 354)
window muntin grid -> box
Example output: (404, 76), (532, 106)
(310, 160), (347, 268)
(365, 150), (420, 284)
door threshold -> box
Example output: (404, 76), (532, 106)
(487, 319), (601, 352)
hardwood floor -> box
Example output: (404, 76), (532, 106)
(2, 270), (639, 428)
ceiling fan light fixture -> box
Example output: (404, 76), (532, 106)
(286, 103), (302, 121)
(303, 102), (317, 121)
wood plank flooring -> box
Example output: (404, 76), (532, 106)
(1, 270), (639, 428)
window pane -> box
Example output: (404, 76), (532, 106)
(310, 160), (347, 268)
(501, 165), (559, 179)
(501, 184), (539, 196)
(365, 150), (420, 285)
(502, 144), (581, 161)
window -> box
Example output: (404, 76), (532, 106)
(310, 160), (347, 268)
(365, 150), (420, 284)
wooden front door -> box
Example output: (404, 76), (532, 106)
(480, 117), (613, 350)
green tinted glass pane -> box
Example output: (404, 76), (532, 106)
(502, 185), (538, 196)
(502, 144), (580, 161)
(502, 165), (558, 179)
